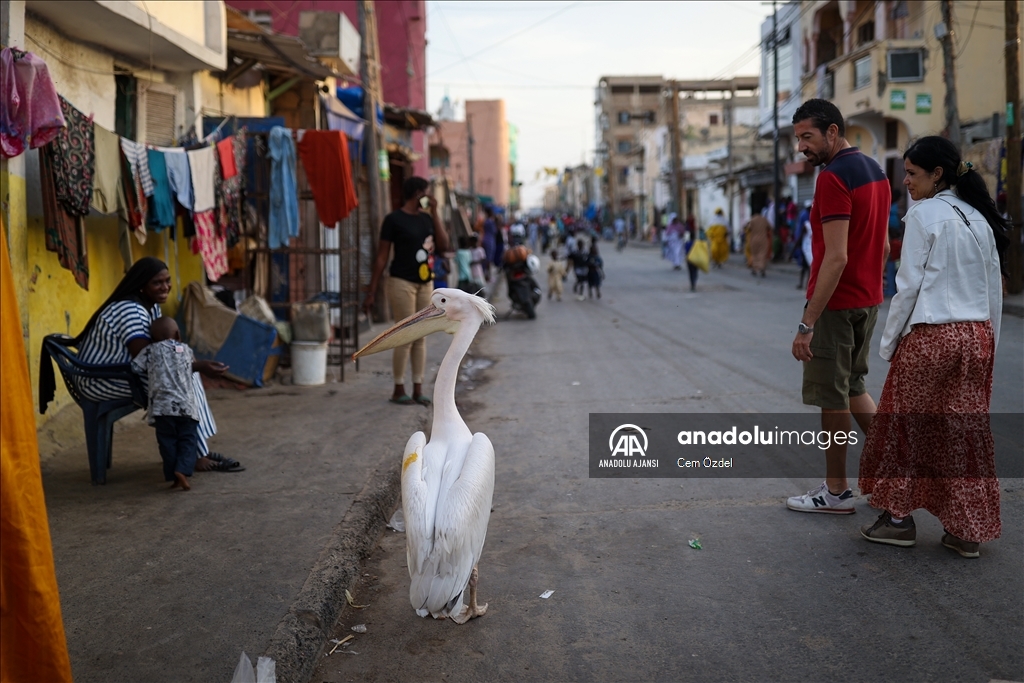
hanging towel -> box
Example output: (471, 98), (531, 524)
(39, 148), (88, 289)
(146, 148), (176, 229)
(162, 148), (193, 210)
(120, 138), (153, 196)
(296, 130), (359, 226)
(90, 125), (121, 214)
(268, 126), (298, 249)
(194, 209), (228, 281)
(217, 136), (237, 179)
(0, 47), (65, 158)
(117, 145), (147, 245)
(187, 145), (216, 213)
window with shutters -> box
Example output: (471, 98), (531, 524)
(137, 83), (181, 146)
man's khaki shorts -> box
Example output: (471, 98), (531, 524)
(802, 305), (878, 410)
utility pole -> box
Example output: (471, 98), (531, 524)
(939, 0), (962, 148)
(669, 80), (682, 216)
(360, 0), (388, 316)
(1006, 0), (1022, 293)
(771, 0), (781, 236)
(467, 114), (475, 198)
(726, 84), (735, 238)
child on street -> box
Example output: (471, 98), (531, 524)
(131, 316), (203, 491)
(571, 246), (589, 300)
(547, 249), (566, 301)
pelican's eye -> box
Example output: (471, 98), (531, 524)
(440, 298), (447, 304)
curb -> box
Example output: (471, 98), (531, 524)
(263, 461), (401, 683)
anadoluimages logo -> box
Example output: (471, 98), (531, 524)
(609, 424), (648, 457)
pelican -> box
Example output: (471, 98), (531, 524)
(354, 288), (496, 623)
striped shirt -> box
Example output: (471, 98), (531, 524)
(77, 300), (217, 451)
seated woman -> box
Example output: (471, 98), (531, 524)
(74, 257), (243, 473)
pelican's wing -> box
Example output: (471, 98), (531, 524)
(400, 432), (431, 585)
(427, 432), (495, 613)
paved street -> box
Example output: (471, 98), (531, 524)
(313, 243), (1023, 683)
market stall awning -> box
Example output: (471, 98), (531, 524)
(383, 104), (435, 131)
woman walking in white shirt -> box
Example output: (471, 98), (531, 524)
(859, 136), (1008, 558)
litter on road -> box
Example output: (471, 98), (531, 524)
(688, 539), (702, 550)
(539, 590), (555, 599)
(345, 589), (369, 609)
(351, 624), (367, 633)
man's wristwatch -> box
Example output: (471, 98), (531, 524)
(798, 322), (814, 335)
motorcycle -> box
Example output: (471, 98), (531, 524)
(503, 252), (542, 320)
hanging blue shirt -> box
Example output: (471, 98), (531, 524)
(269, 126), (299, 248)
(162, 149), (193, 210)
(146, 149), (176, 229)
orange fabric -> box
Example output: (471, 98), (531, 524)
(0, 217), (73, 683)
(296, 130), (358, 226)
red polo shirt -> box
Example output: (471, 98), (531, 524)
(807, 147), (890, 310)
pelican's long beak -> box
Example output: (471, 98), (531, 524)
(353, 304), (458, 360)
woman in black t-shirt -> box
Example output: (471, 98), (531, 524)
(364, 177), (450, 405)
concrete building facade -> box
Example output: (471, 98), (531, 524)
(430, 99), (511, 207)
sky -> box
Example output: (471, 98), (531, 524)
(424, 0), (775, 209)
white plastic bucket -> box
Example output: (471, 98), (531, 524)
(290, 341), (327, 386)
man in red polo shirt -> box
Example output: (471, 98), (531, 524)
(787, 99), (890, 514)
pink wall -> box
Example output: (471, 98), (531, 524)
(432, 100), (509, 207)
(226, 0), (427, 174)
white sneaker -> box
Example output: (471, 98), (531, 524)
(786, 481), (855, 514)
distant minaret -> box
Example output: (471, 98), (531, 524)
(438, 88), (455, 122)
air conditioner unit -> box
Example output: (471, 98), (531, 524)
(888, 50), (923, 82)
(299, 11), (361, 78)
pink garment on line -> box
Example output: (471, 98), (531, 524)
(1, 47), (65, 158)
(194, 209), (228, 281)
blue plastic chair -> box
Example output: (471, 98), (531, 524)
(41, 335), (148, 485)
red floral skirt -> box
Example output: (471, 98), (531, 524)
(859, 321), (1000, 543)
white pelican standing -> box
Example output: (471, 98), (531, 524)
(353, 288), (496, 623)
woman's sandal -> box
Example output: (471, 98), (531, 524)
(207, 452), (245, 472)
(413, 395), (431, 406)
(389, 395), (415, 405)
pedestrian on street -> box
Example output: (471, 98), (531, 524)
(547, 249), (566, 302)
(665, 213), (684, 270)
(858, 136), (1007, 557)
(364, 176), (450, 406)
(787, 98), (890, 514)
(706, 208), (730, 268)
(586, 243), (604, 299)
(745, 213), (771, 277)
(571, 245), (589, 300)
(793, 199), (813, 290)
(683, 221), (700, 292)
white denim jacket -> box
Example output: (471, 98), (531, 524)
(879, 189), (1002, 361)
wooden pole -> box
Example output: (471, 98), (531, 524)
(940, 0), (962, 148)
(360, 0), (388, 317)
(669, 80), (682, 216)
(1006, 0), (1023, 293)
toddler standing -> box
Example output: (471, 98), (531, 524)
(547, 249), (566, 301)
(131, 317), (201, 490)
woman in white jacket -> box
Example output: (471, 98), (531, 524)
(858, 135), (1008, 558)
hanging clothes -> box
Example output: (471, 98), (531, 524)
(194, 210), (228, 281)
(268, 126), (298, 249)
(296, 129), (358, 226)
(47, 96), (95, 216)
(217, 136), (237, 179)
(162, 148), (193, 210)
(1, 48), (65, 158)
(90, 125), (121, 214)
(146, 148), (176, 230)
(117, 145), (146, 245)
(187, 145), (216, 213)
(216, 131), (246, 248)
(120, 138), (153, 196)
(39, 149), (88, 289)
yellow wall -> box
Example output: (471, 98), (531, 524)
(130, 0), (208, 47)
(198, 72), (266, 118)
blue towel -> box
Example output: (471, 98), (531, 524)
(146, 149), (176, 229)
(269, 126), (298, 249)
(163, 149), (193, 210)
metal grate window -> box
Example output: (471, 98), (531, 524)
(143, 89), (176, 146)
